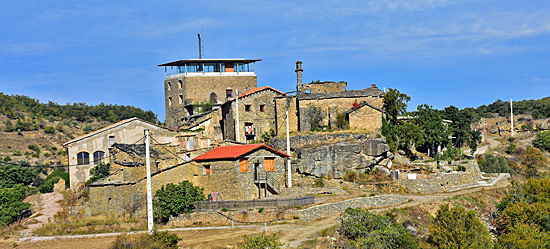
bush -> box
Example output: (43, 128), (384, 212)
(240, 233), (284, 249)
(505, 143), (517, 154)
(338, 208), (417, 249)
(39, 170), (69, 193)
(44, 126), (55, 134)
(87, 163), (111, 184)
(28, 144), (40, 154)
(428, 204), (492, 249)
(313, 178), (325, 187)
(0, 163), (37, 189)
(0, 184), (31, 226)
(520, 146), (548, 178)
(533, 130), (550, 152)
(496, 223), (550, 249)
(478, 153), (514, 174)
(153, 180), (205, 222)
(109, 231), (181, 249)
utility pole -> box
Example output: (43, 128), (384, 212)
(286, 111), (292, 188)
(510, 99), (514, 137)
(145, 130), (154, 234)
(235, 89), (240, 143)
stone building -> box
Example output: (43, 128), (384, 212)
(63, 117), (168, 188)
(88, 144), (289, 217)
(275, 61), (385, 135)
(158, 58), (261, 128)
(222, 86), (284, 143)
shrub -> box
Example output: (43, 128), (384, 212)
(0, 184), (31, 226)
(109, 231), (181, 249)
(39, 170), (69, 193)
(478, 153), (514, 174)
(240, 233), (284, 249)
(505, 143), (517, 154)
(533, 130), (550, 152)
(0, 163), (37, 189)
(153, 180), (205, 223)
(44, 126), (55, 134)
(428, 204), (492, 249)
(313, 178), (325, 187)
(496, 223), (550, 249)
(338, 208), (417, 249)
(28, 144), (40, 154)
(520, 146), (548, 178)
(87, 163), (111, 184)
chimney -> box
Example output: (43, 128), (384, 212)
(295, 61), (303, 91)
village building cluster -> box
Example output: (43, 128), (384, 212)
(63, 57), (386, 215)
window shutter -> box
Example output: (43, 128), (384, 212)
(264, 158), (274, 172)
(239, 159), (247, 172)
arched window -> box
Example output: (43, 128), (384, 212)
(167, 82), (171, 91)
(93, 151), (105, 164)
(168, 97), (172, 106)
(77, 152), (89, 165)
(178, 80), (183, 89)
(210, 92), (218, 103)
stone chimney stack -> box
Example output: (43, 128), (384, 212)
(295, 61), (303, 91)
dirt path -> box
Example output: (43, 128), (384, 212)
(20, 192), (64, 237)
(474, 136), (500, 155)
(7, 185), (509, 249)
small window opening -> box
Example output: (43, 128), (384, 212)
(168, 97), (172, 106)
(260, 104), (265, 112)
(245, 105), (251, 112)
(203, 165), (211, 175)
(226, 89), (233, 99)
(178, 80), (183, 89)
(167, 82), (171, 91)
(179, 95), (183, 104)
(109, 135), (116, 146)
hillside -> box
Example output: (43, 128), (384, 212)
(0, 92), (159, 169)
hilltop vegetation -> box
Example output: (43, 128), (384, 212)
(475, 97), (550, 119)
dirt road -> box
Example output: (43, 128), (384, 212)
(20, 192), (64, 237)
(4, 185), (508, 249)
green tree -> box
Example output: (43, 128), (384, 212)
(39, 170), (69, 193)
(478, 153), (514, 174)
(87, 163), (111, 184)
(396, 121), (424, 152)
(240, 233), (284, 249)
(496, 223), (550, 249)
(153, 180), (205, 222)
(0, 184), (31, 226)
(533, 130), (550, 152)
(381, 89), (411, 152)
(428, 204), (492, 249)
(520, 146), (548, 178)
(0, 163), (38, 189)
(338, 208), (418, 249)
(415, 104), (449, 157)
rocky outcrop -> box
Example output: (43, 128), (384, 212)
(270, 133), (392, 179)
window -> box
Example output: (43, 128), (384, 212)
(179, 95), (184, 104)
(244, 122), (254, 135)
(245, 105), (251, 112)
(203, 165), (211, 175)
(168, 97), (172, 106)
(178, 80), (183, 89)
(264, 157), (275, 172)
(93, 151), (105, 164)
(210, 92), (218, 103)
(239, 159), (247, 172)
(109, 135), (116, 147)
(226, 89), (233, 99)
(167, 82), (171, 91)
(260, 104), (265, 112)
(77, 152), (89, 165)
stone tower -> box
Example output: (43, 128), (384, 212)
(158, 58), (261, 128)
(295, 61), (303, 92)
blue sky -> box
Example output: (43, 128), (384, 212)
(1, 1), (550, 122)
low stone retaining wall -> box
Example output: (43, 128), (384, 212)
(398, 172), (477, 194)
(292, 195), (410, 221)
(168, 209), (292, 227)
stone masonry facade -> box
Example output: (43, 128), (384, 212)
(165, 75), (257, 128)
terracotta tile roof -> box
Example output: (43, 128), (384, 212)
(192, 144), (289, 161)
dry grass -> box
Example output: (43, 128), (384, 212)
(34, 213), (145, 236)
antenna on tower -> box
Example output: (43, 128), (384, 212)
(201, 34), (202, 59)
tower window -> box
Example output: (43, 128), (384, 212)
(226, 89), (233, 99)
(260, 104), (265, 112)
(168, 97), (172, 106)
(245, 105), (251, 112)
(178, 80), (183, 89)
(167, 82), (171, 91)
(179, 95), (183, 104)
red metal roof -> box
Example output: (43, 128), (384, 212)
(192, 144), (289, 161)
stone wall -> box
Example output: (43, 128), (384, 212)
(270, 133), (391, 179)
(164, 75), (257, 128)
(292, 195), (409, 221)
(222, 89), (281, 142)
(299, 96), (383, 132)
(274, 96), (299, 136)
(168, 209), (291, 227)
(301, 81), (347, 93)
(398, 172), (477, 194)
(348, 103), (383, 132)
